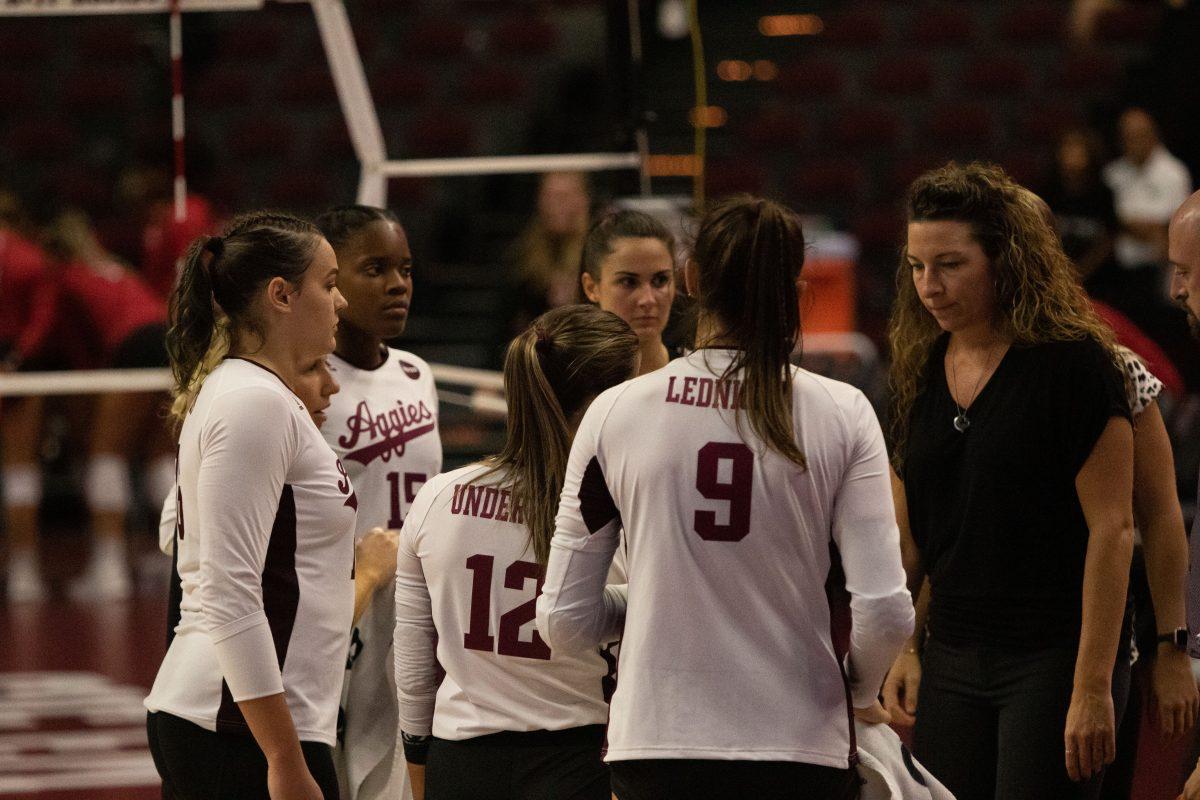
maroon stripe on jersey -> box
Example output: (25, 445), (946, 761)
(579, 457), (620, 534)
(825, 542), (859, 766)
(216, 485), (301, 734)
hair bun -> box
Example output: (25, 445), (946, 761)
(204, 235), (225, 258)
(534, 327), (554, 354)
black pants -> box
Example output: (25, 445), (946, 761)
(610, 758), (859, 800)
(146, 711), (340, 800)
(914, 638), (1132, 800)
(426, 725), (609, 800)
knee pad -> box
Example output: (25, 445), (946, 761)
(85, 455), (131, 513)
(2, 464), (43, 508)
(146, 454), (177, 511)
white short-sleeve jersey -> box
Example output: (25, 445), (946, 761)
(145, 358), (357, 746)
(394, 464), (616, 742)
(323, 348), (441, 799)
(537, 349), (914, 767)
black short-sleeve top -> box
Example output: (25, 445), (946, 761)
(901, 336), (1130, 649)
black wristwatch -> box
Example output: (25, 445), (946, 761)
(1157, 627), (1189, 653)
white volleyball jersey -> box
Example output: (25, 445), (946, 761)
(537, 349), (914, 767)
(145, 358), (357, 746)
(323, 348), (440, 800)
(395, 463), (617, 742)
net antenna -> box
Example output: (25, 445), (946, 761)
(0, 0), (647, 206)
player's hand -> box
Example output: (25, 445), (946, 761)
(266, 753), (324, 800)
(355, 527), (400, 590)
(1180, 757), (1200, 800)
(1064, 687), (1115, 782)
(1154, 649), (1199, 738)
(852, 699), (892, 726)
(881, 650), (921, 727)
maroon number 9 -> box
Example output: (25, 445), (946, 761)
(693, 441), (754, 542)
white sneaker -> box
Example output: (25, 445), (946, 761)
(69, 554), (131, 601)
(6, 557), (47, 603)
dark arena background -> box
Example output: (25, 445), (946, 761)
(2, 0), (1199, 797)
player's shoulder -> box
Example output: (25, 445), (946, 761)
(411, 464), (489, 516)
(792, 369), (876, 435)
(204, 359), (306, 419)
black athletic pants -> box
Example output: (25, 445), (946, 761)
(147, 711), (340, 800)
(426, 725), (609, 800)
(610, 758), (859, 800)
(914, 638), (1132, 800)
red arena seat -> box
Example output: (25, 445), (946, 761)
(227, 117), (295, 160)
(740, 107), (807, 151)
(405, 18), (470, 59)
(830, 106), (902, 152)
(961, 54), (1033, 94)
(1017, 104), (1083, 146)
(999, 4), (1067, 43)
(491, 15), (560, 56)
(1054, 50), (1120, 92)
(406, 110), (475, 156)
(462, 66), (527, 104)
(868, 53), (934, 96)
(706, 157), (768, 197)
(776, 58), (845, 99)
(927, 103), (994, 147)
(821, 5), (888, 47)
(791, 159), (867, 207)
(372, 64), (434, 106)
(192, 69), (256, 110)
(909, 4), (974, 47)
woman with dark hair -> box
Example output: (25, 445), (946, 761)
(394, 304), (638, 800)
(314, 204), (443, 800)
(1041, 128), (1119, 286)
(145, 211), (352, 800)
(578, 209), (677, 376)
(537, 196), (913, 800)
(883, 162), (1134, 800)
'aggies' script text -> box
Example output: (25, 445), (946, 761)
(664, 376), (743, 409)
(450, 484), (525, 524)
(338, 399), (436, 466)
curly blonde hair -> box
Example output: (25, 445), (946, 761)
(888, 162), (1124, 469)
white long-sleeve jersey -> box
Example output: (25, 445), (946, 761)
(145, 358), (357, 746)
(323, 348), (441, 799)
(536, 349), (914, 767)
(394, 463), (617, 742)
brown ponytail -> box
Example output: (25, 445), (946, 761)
(483, 305), (639, 568)
(692, 195), (807, 469)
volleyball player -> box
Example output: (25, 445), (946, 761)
(537, 196), (915, 800)
(395, 304), (639, 800)
(145, 212), (353, 800)
(20, 211), (174, 599)
(314, 205), (442, 800)
(578, 209), (678, 376)
(0, 189), (52, 601)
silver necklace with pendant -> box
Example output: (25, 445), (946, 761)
(948, 341), (1003, 433)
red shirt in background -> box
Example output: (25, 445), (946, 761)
(18, 258), (166, 368)
(0, 229), (51, 347)
(141, 195), (216, 301)
(1091, 298), (1185, 399)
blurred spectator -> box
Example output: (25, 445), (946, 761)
(117, 165), (218, 301)
(1100, 108), (1196, 385)
(506, 171), (592, 334)
(1103, 108), (1191, 283)
(1042, 128), (1118, 285)
(0, 188), (53, 602)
